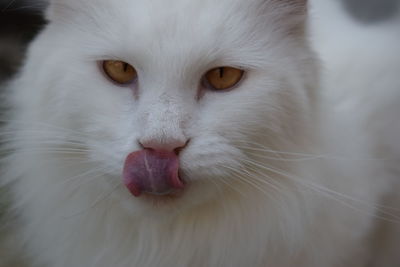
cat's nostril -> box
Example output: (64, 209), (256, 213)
(138, 138), (190, 155)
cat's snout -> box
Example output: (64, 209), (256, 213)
(123, 149), (184, 197)
(123, 137), (190, 197)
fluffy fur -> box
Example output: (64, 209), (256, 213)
(1, 0), (399, 266)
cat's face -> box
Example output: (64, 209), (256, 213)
(18, 0), (316, 214)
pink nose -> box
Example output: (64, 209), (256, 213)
(139, 138), (189, 154)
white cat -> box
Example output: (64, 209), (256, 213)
(1, 0), (400, 266)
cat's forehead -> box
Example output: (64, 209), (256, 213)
(111, 0), (252, 46)
(86, 0), (266, 41)
(57, 0), (291, 43)
(50, 0), (305, 69)
(90, 0), (261, 24)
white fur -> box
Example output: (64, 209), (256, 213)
(2, 0), (400, 266)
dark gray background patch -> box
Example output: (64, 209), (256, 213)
(343, 0), (399, 23)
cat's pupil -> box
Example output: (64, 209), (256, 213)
(219, 67), (224, 78)
(123, 63), (128, 72)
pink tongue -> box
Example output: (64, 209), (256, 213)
(123, 149), (183, 197)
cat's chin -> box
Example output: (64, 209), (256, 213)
(139, 188), (186, 204)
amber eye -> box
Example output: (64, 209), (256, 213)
(103, 60), (137, 84)
(204, 67), (244, 90)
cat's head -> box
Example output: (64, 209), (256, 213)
(14, 0), (317, 216)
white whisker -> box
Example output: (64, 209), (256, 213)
(242, 158), (400, 223)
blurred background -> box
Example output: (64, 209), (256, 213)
(0, 0), (399, 84)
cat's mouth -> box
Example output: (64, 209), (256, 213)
(123, 149), (185, 198)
